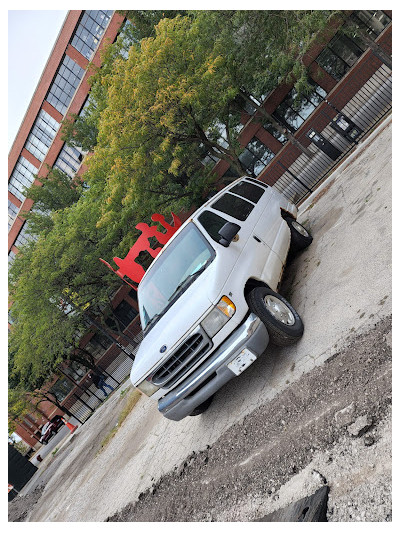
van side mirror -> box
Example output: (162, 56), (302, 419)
(218, 222), (241, 247)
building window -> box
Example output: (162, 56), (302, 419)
(316, 11), (391, 82)
(8, 200), (20, 231)
(221, 166), (240, 184)
(54, 144), (84, 178)
(49, 377), (74, 402)
(316, 34), (365, 81)
(273, 82), (327, 133)
(351, 10), (391, 38)
(8, 156), (38, 202)
(63, 361), (86, 382)
(84, 332), (112, 359)
(262, 121), (287, 144)
(24, 110), (60, 162)
(46, 55), (85, 115)
(202, 121), (244, 166)
(71, 10), (113, 60)
(128, 288), (138, 301)
(239, 137), (275, 177)
(202, 150), (219, 167)
(117, 20), (137, 60)
(14, 222), (35, 248)
(113, 300), (138, 328)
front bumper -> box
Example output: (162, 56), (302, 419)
(158, 313), (269, 421)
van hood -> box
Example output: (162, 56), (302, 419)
(130, 266), (217, 385)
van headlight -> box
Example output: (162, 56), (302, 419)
(201, 296), (236, 338)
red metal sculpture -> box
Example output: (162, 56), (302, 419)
(100, 213), (182, 290)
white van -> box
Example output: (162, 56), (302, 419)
(130, 176), (312, 420)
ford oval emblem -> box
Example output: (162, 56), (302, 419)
(160, 345), (167, 353)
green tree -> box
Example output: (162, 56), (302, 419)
(190, 10), (345, 157)
(118, 10), (188, 40)
(60, 12), (188, 153)
(84, 15), (262, 230)
(20, 167), (84, 236)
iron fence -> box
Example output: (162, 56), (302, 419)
(65, 330), (143, 423)
(270, 58), (392, 205)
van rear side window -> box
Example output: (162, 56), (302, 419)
(212, 193), (254, 221)
(197, 211), (230, 242)
(229, 181), (265, 203)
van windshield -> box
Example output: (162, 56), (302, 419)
(138, 223), (215, 334)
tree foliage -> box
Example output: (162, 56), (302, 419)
(11, 9), (376, 412)
(118, 10), (188, 40)
(192, 10), (338, 97)
(20, 167), (84, 236)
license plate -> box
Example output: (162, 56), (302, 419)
(228, 349), (257, 376)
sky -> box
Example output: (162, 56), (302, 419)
(8, 9), (68, 151)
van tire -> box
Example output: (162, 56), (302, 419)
(247, 287), (304, 346)
(286, 218), (313, 252)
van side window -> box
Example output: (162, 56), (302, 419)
(245, 177), (269, 188)
(211, 193), (254, 221)
(230, 181), (265, 203)
(197, 211), (231, 242)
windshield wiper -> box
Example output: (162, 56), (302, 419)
(143, 263), (209, 335)
(167, 264), (208, 303)
(143, 312), (163, 334)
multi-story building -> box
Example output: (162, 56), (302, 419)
(9, 10), (391, 447)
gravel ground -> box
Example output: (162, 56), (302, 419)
(9, 315), (392, 523)
(105, 315), (391, 522)
(8, 485), (45, 522)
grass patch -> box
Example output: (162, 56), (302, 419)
(97, 389), (142, 454)
(52, 447), (59, 456)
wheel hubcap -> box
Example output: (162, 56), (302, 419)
(292, 221), (309, 237)
(264, 295), (295, 325)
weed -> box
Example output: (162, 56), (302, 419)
(52, 447), (59, 456)
(97, 389), (142, 453)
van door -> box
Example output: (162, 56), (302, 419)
(194, 180), (274, 293)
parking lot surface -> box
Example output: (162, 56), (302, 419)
(19, 116), (391, 522)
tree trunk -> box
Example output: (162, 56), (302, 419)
(84, 312), (136, 360)
(37, 394), (77, 421)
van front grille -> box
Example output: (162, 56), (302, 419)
(151, 329), (212, 389)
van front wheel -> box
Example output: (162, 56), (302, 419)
(247, 287), (304, 346)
